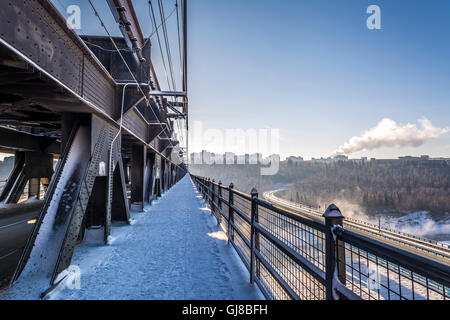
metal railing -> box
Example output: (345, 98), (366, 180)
(191, 175), (450, 300)
(264, 191), (450, 258)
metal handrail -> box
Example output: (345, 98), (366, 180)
(334, 227), (450, 288)
(191, 174), (450, 301)
(264, 191), (450, 259)
(267, 190), (450, 250)
(192, 175), (337, 299)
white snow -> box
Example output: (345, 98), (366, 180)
(380, 211), (450, 243)
(2, 175), (263, 300)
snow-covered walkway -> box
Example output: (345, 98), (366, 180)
(4, 175), (263, 300)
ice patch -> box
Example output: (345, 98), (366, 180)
(106, 235), (116, 245)
(207, 231), (228, 241)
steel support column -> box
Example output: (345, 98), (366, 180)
(111, 160), (130, 221)
(0, 151), (53, 204)
(145, 152), (156, 203)
(130, 144), (145, 211)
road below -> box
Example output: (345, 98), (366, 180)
(263, 190), (450, 264)
(0, 201), (41, 287)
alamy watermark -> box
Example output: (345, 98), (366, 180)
(367, 5), (381, 30)
(57, 265), (82, 291)
(189, 121), (280, 176)
(66, 5), (81, 30)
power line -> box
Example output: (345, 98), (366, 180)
(83, 38), (150, 53)
(149, 0), (187, 155)
(87, 0), (150, 106)
(176, 0), (184, 80)
(87, 0), (180, 162)
(76, 6), (175, 54)
(175, 0), (187, 160)
(149, 6), (177, 39)
(149, 0), (173, 92)
(161, 0), (186, 159)
(158, 0), (177, 92)
(57, 0), (186, 167)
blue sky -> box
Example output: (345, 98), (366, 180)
(46, 0), (450, 160)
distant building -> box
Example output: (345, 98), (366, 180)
(311, 157), (332, 163)
(287, 156), (304, 165)
(190, 152), (202, 164)
(225, 152), (235, 165)
(191, 150), (286, 166)
(398, 156), (429, 162)
(333, 155), (348, 161)
(236, 154), (246, 164)
(265, 154), (280, 166)
(249, 153), (262, 164)
(213, 153), (224, 165)
(202, 150), (214, 165)
(351, 157), (368, 164)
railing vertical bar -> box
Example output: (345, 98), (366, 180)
(218, 181), (222, 226)
(228, 183), (234, 245)
(250, 187), (258, 284)
(211, 179), (215, 217)
(323, 204), (344, 300)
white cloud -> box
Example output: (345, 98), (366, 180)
(333, 118), (450, 156)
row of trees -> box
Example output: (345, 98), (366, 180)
(191, 159), (450, 218)
(285, 160), (450, 217)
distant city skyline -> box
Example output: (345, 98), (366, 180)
(28, 1), (450, 160)
(188, 150), (448, 162)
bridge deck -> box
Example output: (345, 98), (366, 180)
(2, 175), (262, 300)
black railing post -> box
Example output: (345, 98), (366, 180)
(218, 181), (222, 226)
(209, 179), (212, 208)
(207, 178), (211, 207)
(201, 177), (205, 196)
(204, 178), (207, 198)
(204, 177), (207, 198)
(323, 203), (345, 300)
(211, 179), (215, 216)
(250, 187), (258, 284)
(228, 183), (234, 245)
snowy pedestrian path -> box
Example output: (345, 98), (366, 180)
(3, 175), (263, 300)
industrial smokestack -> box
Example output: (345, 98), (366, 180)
(332, 118), (450, 156)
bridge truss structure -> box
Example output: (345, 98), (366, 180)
(0, 0), (188, 293)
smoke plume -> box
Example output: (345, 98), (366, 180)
(333, 118), (450, 156)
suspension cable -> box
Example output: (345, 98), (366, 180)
(148, 0), (173, 92)
(149, 0), (186, 159)
(176, 0), (184, 80)
(88, 0), (181, 164)
(158, 0), (177, 92)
